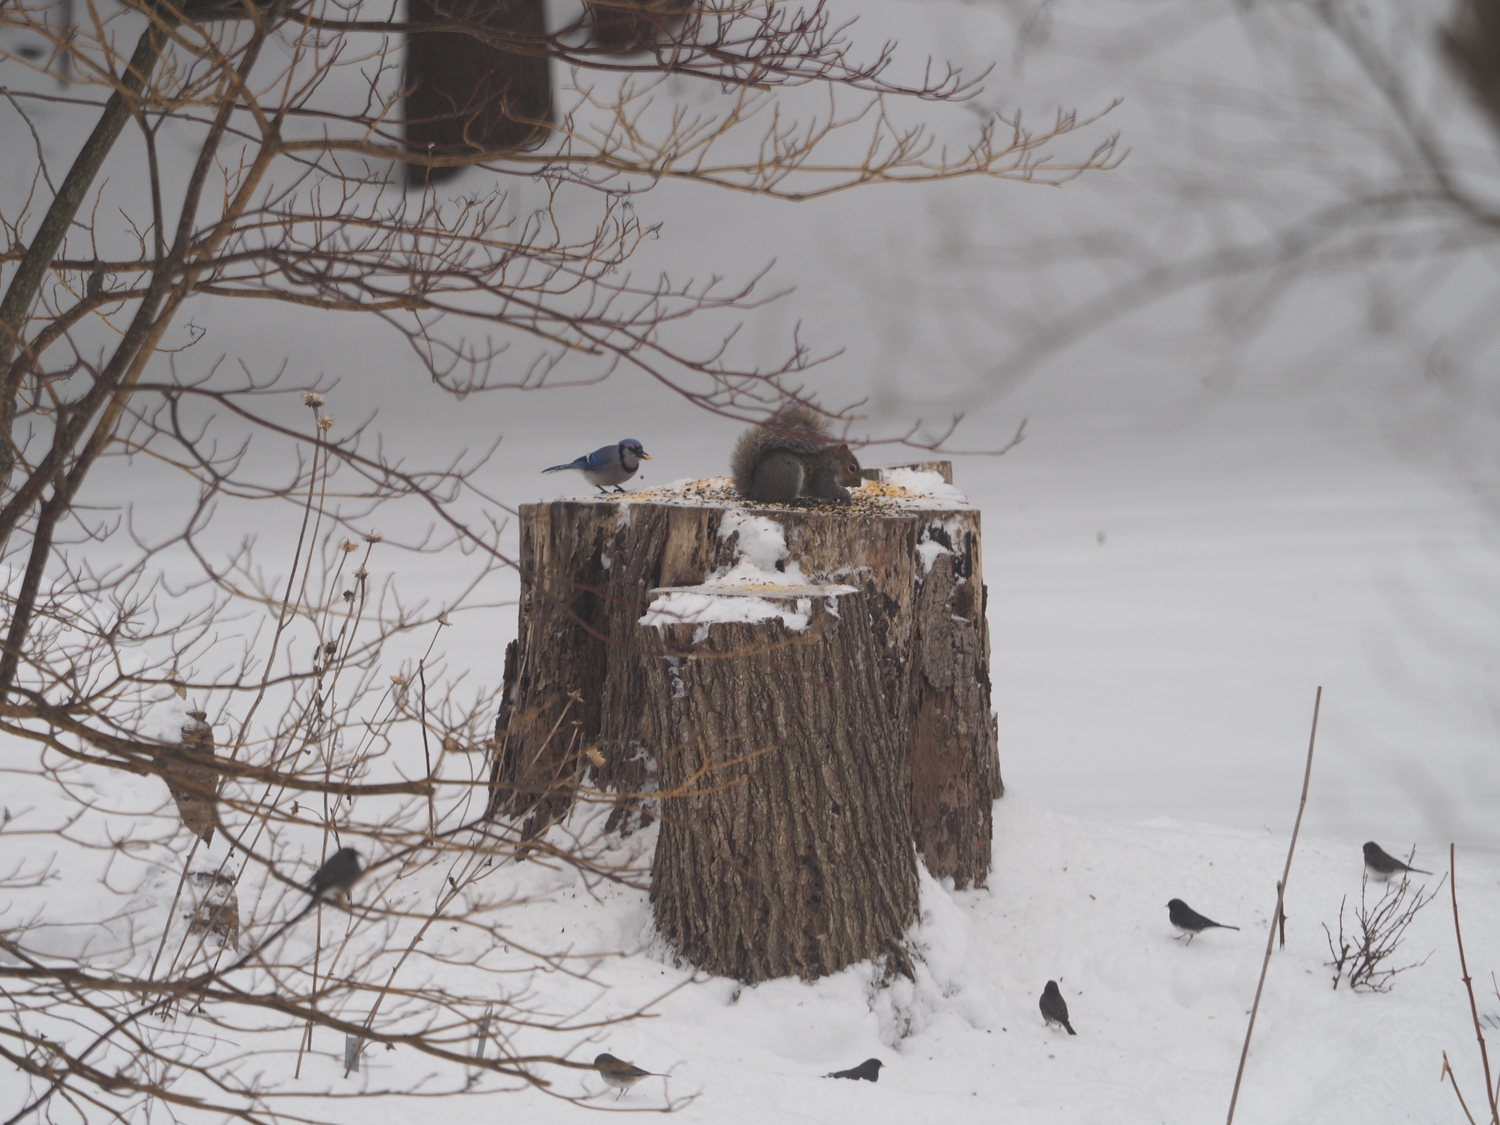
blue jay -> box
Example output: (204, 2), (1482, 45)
(543, 439), (650, 492)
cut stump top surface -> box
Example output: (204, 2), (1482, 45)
(542, 467), (969, 516)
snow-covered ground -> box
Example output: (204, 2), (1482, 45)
(432, 798), (1497, 1125)
(5, 0), (1500, 1120)
(7, 766), (1491, 1124)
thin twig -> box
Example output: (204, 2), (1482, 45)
(1226, 685), (1321, 1125)
(419, 658), (435, 839)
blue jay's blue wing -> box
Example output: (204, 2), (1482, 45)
(542, 455), (593, 474)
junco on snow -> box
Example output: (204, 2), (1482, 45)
(1167, 898), (1239, 944)
(1362, 841), (1431, 880)
(307, 847), (361, 902)
(825, 1058), (883, 1081)
(593, 1053), (662, 1098)
(1039, 980), (1076, 1035)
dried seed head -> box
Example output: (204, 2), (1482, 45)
(316, 415), (334, 432)
(438, 612), (451, 626)
(354, 566), (368, 579)
(343, 590), (355, 603)
(323, 641), (338, 657)
(301, 393), (326, 408)
(362, 532), (382, 543)
(390, 674), (405, 686)
(340, 540), (358, 553)
(585, 746), (606, 768)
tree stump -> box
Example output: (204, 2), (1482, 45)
(489, 468), (1000, 976)
(641, 586), (918, 982)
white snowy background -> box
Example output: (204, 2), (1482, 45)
(3, 0), (1500, 1121)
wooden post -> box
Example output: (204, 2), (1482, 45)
(488, 470), (1000, 976)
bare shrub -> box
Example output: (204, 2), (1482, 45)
(1323, 860), (1442, 993)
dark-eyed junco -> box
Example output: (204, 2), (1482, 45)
(1363, 841), (1431, 880)
(593, 1053), (662, 1098)
(1039, 980), (1076, 1035)
(1167, 898), (1240, 944)
(307, 847), (361, 902)
(825, 1058), (883, 1081)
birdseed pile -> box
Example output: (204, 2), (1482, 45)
(612, 472), (971, 513)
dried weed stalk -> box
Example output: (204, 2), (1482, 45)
(1441, 844), (1500, 1125)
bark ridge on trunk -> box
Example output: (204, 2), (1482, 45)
(642, 588), (918, 982)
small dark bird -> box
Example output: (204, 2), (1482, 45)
(593, 1053), (662, 1098)
(307, 847), (362, 902)
(825, 1058), (883, 1082)
(1168, 898), (1240, 944)
(1039, 980), (1076, 1035)
(1363, 841), (1431, 880)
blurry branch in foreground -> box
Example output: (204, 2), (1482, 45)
(0, 402), (698, 1122)
(0, 2), (1114, 1120)
(933, 0), (1500, 413)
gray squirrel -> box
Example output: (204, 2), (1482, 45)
(730, 407), (863, 503)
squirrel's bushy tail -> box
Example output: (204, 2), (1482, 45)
(730, 407), (829, 496)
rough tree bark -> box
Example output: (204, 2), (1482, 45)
(403, 0), (552, 185)
(489, 469), (1001, 890)
(642, 589), (918, 982)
